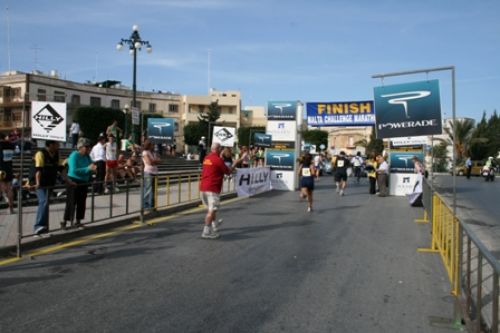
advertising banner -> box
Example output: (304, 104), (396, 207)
(212, 126), (236, 147)
(253, 133), (272, 148)
(266, 121), (296, 142)
(306, 101), (375, 126)
(267, 101), (297, 120)
(265, 149), (295, 171)
(31, 101), (67, 142)
(389, 151), (424, 173)
(389, 173), (419, 196)
(270, 170), (295, 191)
(374, 80), (442, 139)
(235, 167), (272, 197)
(390, 136), (428, 147)
(147, 118), (174, 144)
(271, 141), (295, 149)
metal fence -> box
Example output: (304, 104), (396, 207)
(8, 171), (235, 255)
(419, 178), (499, 333)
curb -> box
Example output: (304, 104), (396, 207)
(0, 192), (238, 259)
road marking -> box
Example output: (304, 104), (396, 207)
(0, 196), (245, 267)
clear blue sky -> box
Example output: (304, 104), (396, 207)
(2, 0), (499, 121)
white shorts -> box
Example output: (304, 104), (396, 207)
(201, 191), (220, 211)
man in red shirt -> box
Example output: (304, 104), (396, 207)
(200, 142), (246, 239)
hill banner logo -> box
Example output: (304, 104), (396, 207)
(374, 80), (442, 139)
(306, 101), (375, 126)
(253, 133), (272, 148)
(31, 101), (67, 142)
(267, 101), (297, 120)
(235, 167), (271, 197)
(212, 126), (236, 147)
(147, 118), (174, 144)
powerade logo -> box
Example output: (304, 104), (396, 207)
(265, 149), (295, 170)
(267, 101), (297, 120)
(374, 80), (442, 139)
(254, 133), (272, 147)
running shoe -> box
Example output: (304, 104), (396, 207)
(211, 219), (223, 233)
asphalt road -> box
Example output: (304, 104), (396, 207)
(431, 174), (500, 258)
(0, 178), (453, 333)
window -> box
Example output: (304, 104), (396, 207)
(111, 99), (120, 109)
(71, 95), (81, 105)
(90, 96), (101, 107)
(169, 104), (179, 113)
(54, 91), (65, 102)
(174, 122), (179, 132)
(11, 87), (21, 98)
(148, 103), (156, 113)
(37, 89), (47, 101)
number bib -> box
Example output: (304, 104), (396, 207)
(337, 160), (345, 168)
(302, 168), (311, 177)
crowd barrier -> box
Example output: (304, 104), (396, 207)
(418, 178), (499, 333)
(9, 171), (235, 256)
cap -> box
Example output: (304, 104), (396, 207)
(98, 133), (106, 140)
(77, 137), (92, 149)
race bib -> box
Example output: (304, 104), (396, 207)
(2, 149), (14, 162)
(302, 168), (311, 177)
(337, 160), (345, 168)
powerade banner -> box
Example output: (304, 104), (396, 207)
(306, 101), (375, 126)
(147, 118), (174, 144)
(389, 151), (424, 173)
(253, 133), (272, 148)
(265, 149), (295, 171)
(374, 80), (442, 139)
(235, 167), (272, 197)
(267, 101), (297, 120)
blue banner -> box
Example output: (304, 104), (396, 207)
(267, 101), (297, 120)
(306, 101), (375, 126)
(389, 151), (424, 173)
(253, 133), (272, 148)
(374, 80), (442, 139)
(265, 149), (295, 171)
(147, 118), (175, 144)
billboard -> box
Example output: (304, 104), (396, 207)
(390, 136), (428, 147)
(267, 101), (297, 120)
(265, 149), (295, 171)
(31, 102), (67, 142)
(389, 151), (424, 173)
(266, 121), (296, 142)
(147, 118), (174, 144)
(253, 133), (272, 148)
(212, 126), (236, 147)
(306, 101), (375, 126)
(374, 80), (442, 139)
(270, 170), (295, 191)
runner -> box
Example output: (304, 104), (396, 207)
(199, 142), (246, 239)
(298, 152), (316, 212)
(333, 151), (350, 196)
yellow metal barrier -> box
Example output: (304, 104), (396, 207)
(414, 209), (429, 224)
(418, 193), (461, 296)
(166, 176), (171, 206)
(188, 175), (192, 201)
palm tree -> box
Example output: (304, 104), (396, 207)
(444, 119), (475, 162)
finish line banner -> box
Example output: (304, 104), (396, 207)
(235, 167), (272, 197)
(306, 101), (375, 126)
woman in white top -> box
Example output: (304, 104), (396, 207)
(142, 139), (160, 209)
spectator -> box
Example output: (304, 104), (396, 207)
(199, 142), (246, 239)
(106, 120), (123, 142)
(117, 154), (135, 181)
(61, 138), (96, 229)
(412, 156), (425, 176)
(365, 154), (378, 195)
(239, 146), (250, 168)
(90, 133), (106, 195)
(376, 154), (389, 197)
(142, 139), (160, 209)
(0, 133), (15, 214)
(69, 121), (80, 148)
(104, 134), (119, 193)
(198, 136), (207, 163)
(465, 156), (472, 179)
(255, 147), (265, 167)
(125, 153), (140, 179)
(33, 140), (65, 235)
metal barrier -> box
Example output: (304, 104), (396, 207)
(418, 178), (499, 333)
(10, 171), (235, 256)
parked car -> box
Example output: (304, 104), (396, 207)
(454, 161), (484, 176)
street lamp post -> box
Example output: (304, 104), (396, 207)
(117, 25), (152, 223)
(123, 104), (129, 141)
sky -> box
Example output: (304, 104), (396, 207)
(1, 0), (499, 121)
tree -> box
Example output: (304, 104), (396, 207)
(444, 118), (475, 163)
(431, 140), (449, 172)
(183, 122), (205, 146)
(198, 100), (221, 145)
(301, 129), (328, 149)
(366, 127), (384, 157)
(469, 112), (490, 160)
(74, 106), (125, 143)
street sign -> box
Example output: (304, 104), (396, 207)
(131, 107), (140, 125)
